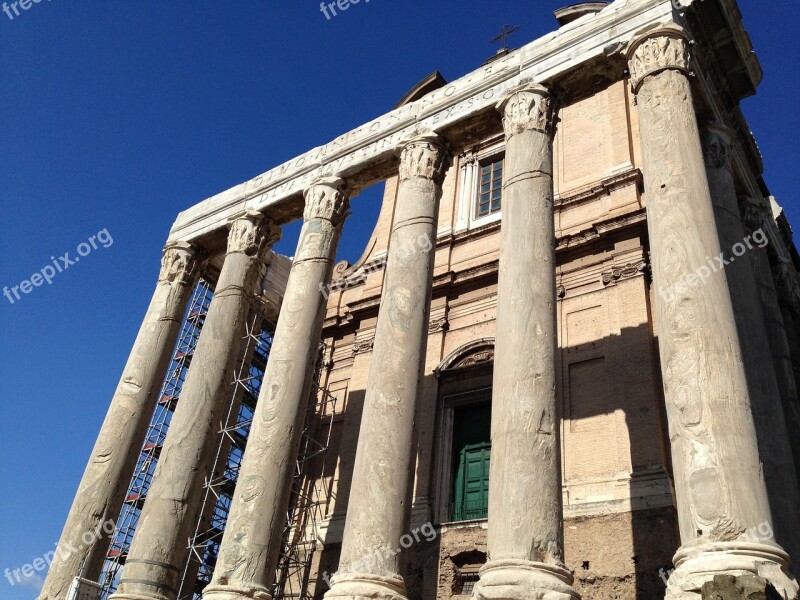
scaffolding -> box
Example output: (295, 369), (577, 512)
(98, 280), (214, 599)
(97, 277), (337, 600)
(177, 308), (274, 599)
(272, 351), (338, 600)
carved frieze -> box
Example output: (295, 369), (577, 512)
(398, 134), (450, 186)
(627, 26), (692, 93)
(159, 241), (201, 285)
(602, 261), (649, 285)
(452, 349), (494, 369)
(428, 317), (449, 334)
(701, 123), (733, 171)
(497, 83), (556, 139)
(738, 197), (768, 235)
(227, 211), (281, 258)
(352, 337), (375, 356)
(303, 177), (350, 225)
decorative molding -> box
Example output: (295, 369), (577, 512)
(159, 241), (202, 285)
(738, 197), (769, 236)
(554, 168), (643, 209)
(435, 338), (495, 376)
(428, 317), (449, 334)
(601, 261), (649, 286)
(398, 134), (450, 186)
(227, 211), (280, 258)
(303, 177), (350, 225)
(352, 337), (375, 356)
(772, 261), (800, 315)
(701, 122), (733, 171)
(627, 25), (692, 93)
(497, 83), (556, 139)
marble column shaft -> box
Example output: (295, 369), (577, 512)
(473, 83), (578, 600)
(39, 242), (201, 600)
(110, 212), (280, 600)
(627, 26), (797, 599)
(324, 134), (449, 600)
(703, 123), (800, 564)
(202, 177), (349, 600)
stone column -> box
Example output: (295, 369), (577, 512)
(202, 177), (349, 600)
(39, 242), (201, 600)
(627, 26), (798, 599)
(110, 211), (280, 600)
(473, 83), (578, 600)
(702, 123), (800, 563)
(324, 134), (449, 600)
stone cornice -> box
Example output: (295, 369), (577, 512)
(168, 0), (673, 244)
(554, 168), (643, 209)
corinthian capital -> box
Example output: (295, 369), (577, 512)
(398, 134), (450, 186)
(702, 122), (733, 171)
(159, 241), (202, 285)
(738, 196), (768, 235)
(496, 83), (556, 139)
(627, 25), (692, 93)
(226, 210), (281, 258)
(303, 177), (350, 225)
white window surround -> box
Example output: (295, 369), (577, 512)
(454, 139), (506, 233)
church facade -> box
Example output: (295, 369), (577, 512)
(41, 1), (800, 599)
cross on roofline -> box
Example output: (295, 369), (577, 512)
(491, 24), (520, 51)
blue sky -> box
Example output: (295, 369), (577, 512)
(0, 1), (797, 598)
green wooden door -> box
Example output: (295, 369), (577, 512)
(453, 442), (491, 521)
(451, 402), (491, 521)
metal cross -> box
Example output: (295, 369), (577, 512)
(491, 24), (520, 51)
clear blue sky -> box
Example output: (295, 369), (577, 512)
(0, 2), (797, 598)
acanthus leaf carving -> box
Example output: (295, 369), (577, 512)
(497, 83), (556, 139)
(159, 241), (202, 285)
(227, 211), (281, 258)
(398, 134), (450, 186)
(303, 177), (350, 225)
(627, 26), (692, 93)
(701, 123), (733, 171)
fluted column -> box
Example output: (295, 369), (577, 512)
(324, 134), (449, 600)
(202, 177), (350, 600)
(473, 83), (578, 600)
(627, 26), (798, 599)
(110, 212), (280, 600)
(702, 123), (800, 564)
(39, 243), (201, 600)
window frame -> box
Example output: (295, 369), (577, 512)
(433, 386), (493, 524)
(475, 155), (505, 220)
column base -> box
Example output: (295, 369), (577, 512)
(109, 591), (173, 600)
(323, 572), (407, 600)
(473, 559), (580, 600)
(665, 542), (799, 600)
(202, 583), (272, 600)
